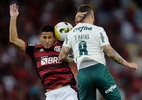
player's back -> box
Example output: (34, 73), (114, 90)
(67, 23), (110, 69)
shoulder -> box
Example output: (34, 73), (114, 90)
(92, 25), (104, 30)
(27, 43), (44, 47)
(91, 25), (107, 36)
(53, 40), (63, 46)
(30, 44), (43, 52)
(35, 44), (43, 49)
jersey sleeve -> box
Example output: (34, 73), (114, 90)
(62, 34), (71, 48)
(98, 28), (110, 46)
(25, 43), (35, 55)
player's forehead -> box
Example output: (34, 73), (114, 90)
(40, 32), (54, 37)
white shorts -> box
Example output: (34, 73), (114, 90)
(45, 85), (78, 100)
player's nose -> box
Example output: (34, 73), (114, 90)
(45, 38), (49, 42)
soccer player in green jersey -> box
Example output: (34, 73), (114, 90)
(59, 4), (138, 100)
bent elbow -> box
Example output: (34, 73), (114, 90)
(9, 38), (15, 44)
(9, 38), (13, 43)
(108, 54), (115, 59)
(9, 37), (18, 45)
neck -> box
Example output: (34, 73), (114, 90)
(81, 19), (94, 24)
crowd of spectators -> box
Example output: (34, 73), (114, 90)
(0, 0), (142, 100)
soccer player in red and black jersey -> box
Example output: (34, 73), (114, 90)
(9, 3), (78, 100)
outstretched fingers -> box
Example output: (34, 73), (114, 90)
(10, 3), (18, 10)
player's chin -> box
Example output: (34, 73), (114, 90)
(43, 45), (50, 49)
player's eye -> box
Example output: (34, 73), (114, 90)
(48, 36), (52, 39)
(42, 36), (47, 39)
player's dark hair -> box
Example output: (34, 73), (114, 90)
(77, 4), (93, 18)
(39, 24), (55, 37)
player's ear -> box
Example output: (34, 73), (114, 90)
(91, 11), (94, 19)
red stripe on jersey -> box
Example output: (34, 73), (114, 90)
(34, 51), (58, 58)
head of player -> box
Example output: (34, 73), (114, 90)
(39, 24), (56, 49)
(76, 4), (95, 24)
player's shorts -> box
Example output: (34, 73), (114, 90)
(78, 63), (121, 100)
(45, 85), (78, 100)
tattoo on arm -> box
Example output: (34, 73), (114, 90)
(103, 45), (128, 66)
(62, 47), (70, 56)
(59, 46), (71, 62)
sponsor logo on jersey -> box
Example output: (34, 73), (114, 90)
(54, 46), (61, 52)
(39, 49), (44, 52)
(73, 26), (92, 32)
(105, 85), (117, 94)
(41, 56), (62, 65)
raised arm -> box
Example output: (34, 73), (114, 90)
(103, 44), (138, 70)
(75, 12), (87, 24)
(9, 3), (26, 52)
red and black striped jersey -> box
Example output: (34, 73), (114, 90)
(25, 41), (76, 89)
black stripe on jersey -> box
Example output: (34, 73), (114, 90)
(38, 63), (68, 71)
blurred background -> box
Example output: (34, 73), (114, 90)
(0, 0), (142, 100)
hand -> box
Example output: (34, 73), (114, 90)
(10, 3), (19, 17)
(128, 62), (138, 71)
(75, 12), (87, 24)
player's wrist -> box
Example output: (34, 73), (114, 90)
(66, 56), (73, 63)
(11, 16), (18, 19)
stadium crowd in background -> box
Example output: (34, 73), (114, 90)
(0, 0), (142, 100)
